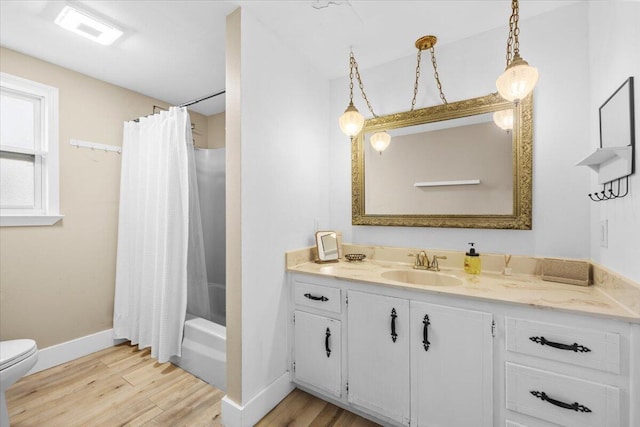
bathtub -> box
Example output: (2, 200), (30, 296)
(171, 315), (226, 391)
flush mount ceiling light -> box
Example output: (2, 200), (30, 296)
(339, 35), (448, 154)
(55, 5), (123, 46)
(496, 0), (538, 102)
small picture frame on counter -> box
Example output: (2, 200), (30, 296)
(315, 231), (340, 263)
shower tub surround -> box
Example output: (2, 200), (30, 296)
(286, 244), (640, 427)
(171, 315), (226, 391)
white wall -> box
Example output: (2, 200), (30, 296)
(329, 3), (592, 259)
(588, 1), (640, 283)
(239, 10), (331, 403)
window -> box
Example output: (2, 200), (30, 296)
(0, 72), (62, 226)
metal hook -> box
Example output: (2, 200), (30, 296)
(617, 176), (629, 198)
(588, 176), (630, 201)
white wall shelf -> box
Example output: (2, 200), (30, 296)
(576, 146), (632, 185)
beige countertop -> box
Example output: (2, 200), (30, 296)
(287, 252), (640, 323)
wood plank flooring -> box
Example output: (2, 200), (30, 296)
(256, 389), (379, 427)
(6, 342), (379, 427)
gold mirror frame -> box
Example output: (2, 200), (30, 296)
(352, 92), (532, 229)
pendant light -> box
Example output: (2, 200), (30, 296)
(338, 52), (365, 137)
(496, 0), (538, 102)
(370, 131), (391, 154)
(493, 109), (513, 131)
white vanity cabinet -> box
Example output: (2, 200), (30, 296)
(293, 310), (342, 397)
(289, 272), (638, 427)
(504, 316), (627, 427)
(345, 291), (493, 427)
(290, 276), (495, 427)
(291, 281), (343, 398)
(347, 291), (411, 426)
(410, 301), (493, 427)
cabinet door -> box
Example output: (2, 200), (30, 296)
(410, 301), (493, 427)
(294, 310), (341, 397)
(347, 291), (410, 426)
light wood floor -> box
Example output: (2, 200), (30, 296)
(6, 342), (379, 426)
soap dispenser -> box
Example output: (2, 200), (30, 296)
(464, 243), (481, 274)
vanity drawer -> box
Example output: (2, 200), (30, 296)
(506, 363), (619, 427)
(505, 317), (620, 373)
(294, 282), (341, 314)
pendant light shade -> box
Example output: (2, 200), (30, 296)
(496, 54), (538, 102)
(339, 102), (365, 137)
(370, 131), (391, 153)
(493, 109), (514, 131)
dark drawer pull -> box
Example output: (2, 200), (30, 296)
(325, 327), (331, 357)
(390, 308), (398, 343)
(529, 336), (591, 353)
(422, 314), (431, 351)
(530, 391), (592, 413)
(304, 293), (328, 302)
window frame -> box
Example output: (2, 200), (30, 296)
(0, 72), (62, 226)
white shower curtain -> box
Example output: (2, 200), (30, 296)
(113, 107), (210, 362)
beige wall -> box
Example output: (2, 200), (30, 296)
(191, 112), (209, 149)
(0, 47), (208, 348)
(224, 8), (242, 404)
(207, 112), (226, 148)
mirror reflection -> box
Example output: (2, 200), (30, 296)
(364, 110), (514, 216)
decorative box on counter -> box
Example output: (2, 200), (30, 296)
(542, 258), (590, 286)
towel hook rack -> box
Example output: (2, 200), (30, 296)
(587, 176), (629, 202)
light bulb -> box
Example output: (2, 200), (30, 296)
(339, 102), (365, 137)
(496, 54), (538, 102)
(370, 131), (391, 153)
(493, 109), (513, 131)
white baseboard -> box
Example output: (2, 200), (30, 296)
(221, 372), (294, 427)
(28, 329), (126, 375)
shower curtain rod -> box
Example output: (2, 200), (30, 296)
(179, 89), (226, 107)
(132, 89), (226, 122)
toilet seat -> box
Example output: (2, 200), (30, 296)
(0, 339), (37, 371)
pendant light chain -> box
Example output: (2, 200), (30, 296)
(348, 52), (355, 104)
(350, 34), (450, 120)
(350, 51), (377, 117)
(505, 0), (520, 67)
(430, 47), (447, 105)
(411, 49), (422, 111)
(411, 45), (447, 110)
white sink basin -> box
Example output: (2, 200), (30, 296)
(381, 269), (462, 287)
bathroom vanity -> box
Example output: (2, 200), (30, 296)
(286, 246), (640, 427)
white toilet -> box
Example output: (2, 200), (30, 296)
(0, 340), (38, 427)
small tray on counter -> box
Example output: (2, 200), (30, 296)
(344, 253), (366, 262)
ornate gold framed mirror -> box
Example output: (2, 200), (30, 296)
(352, 92), (532, 229)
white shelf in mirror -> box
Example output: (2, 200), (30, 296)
(414, 179), (480, 188)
